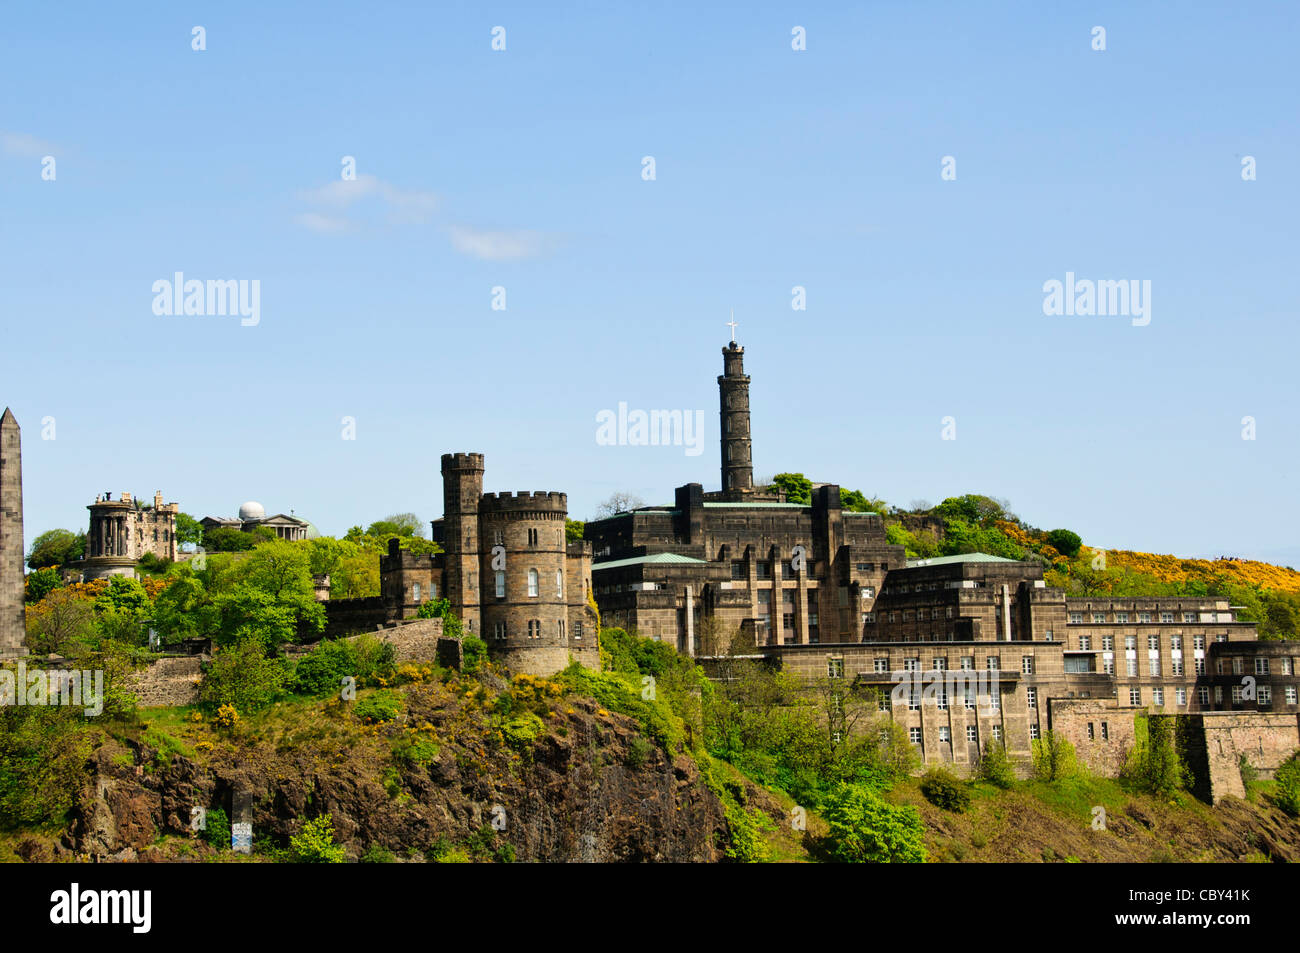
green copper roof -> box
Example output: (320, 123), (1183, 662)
(592, 553), (709, 571)
(905, 553), (1021, 568)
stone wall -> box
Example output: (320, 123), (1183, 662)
(320, 596), (388, 638)
(1048, 697), (1139, 776)
(132, 656), (203, 708)
(345, 617), (445, 664)
(1175, 712), (1300, 803)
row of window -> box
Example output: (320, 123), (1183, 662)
(1069, 610), (1213, 624)
(493, 569), (564, 599)
(910, 725), (1002, 745)
(486, 528), (557, 547)
(491, 619), (581, 640)
(1080, 633), (1219, 651)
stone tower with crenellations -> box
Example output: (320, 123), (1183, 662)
(0, 408), (27, 657)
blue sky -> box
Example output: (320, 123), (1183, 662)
(1, 2), (1297, 564)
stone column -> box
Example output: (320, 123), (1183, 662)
(0, 408), (27, 656)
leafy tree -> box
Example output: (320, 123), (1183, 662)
(26, 529), (85, 570)
(203, 527), (255, 552)
(290, 814), (346, 863)
(175, 513), (204, 547)
(770, 473), (812, 506)
(820, 782), (926, 863)
(23, 566), (63, 603)
(207, 540), (325, 647)
(840, 488), (887, 515)
(933, 494), (1013, 526)
(565, 518), (585, 542)
(366, 512), (425, 539)
(919, 768), (970, 812)
(1045, 529), (1083, 558)
(1272, 751), (1300, 816)
(593, 492), (645, 519)
(152, 567), (210, 645)
(1124, 715), (1186, 797)
(1031, 730), (1079, 781)
(24, 588), (96, 655)
(199, 637), (289, 711)
(977, 738), (1016, 788)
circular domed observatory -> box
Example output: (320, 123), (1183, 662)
(238, 500), (266, 521)
(200, 500), (314, 542)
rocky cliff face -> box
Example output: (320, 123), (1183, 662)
(47, 684), (728, 863)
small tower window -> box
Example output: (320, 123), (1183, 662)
(495, 572), (505, 598)
(556, 570), (563, 598)
(528, 569), (539, 597)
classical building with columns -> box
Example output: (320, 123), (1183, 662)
(585, 338), (1298, 777)
(80, 490), (179, 580)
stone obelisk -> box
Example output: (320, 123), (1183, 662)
(0, 408), (28, 657)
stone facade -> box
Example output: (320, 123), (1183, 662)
(1176, 712), (1300, 803)
(354, 452), (599, 676)
(0, 408), (25, 657)
(81, 490), (179, 580)
(588, 340), (1300, 781)
(131, 656), (203, 708)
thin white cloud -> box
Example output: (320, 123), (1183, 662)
(295, 173), (439, 228)
(2, 132), (59, 158)
(446, 225), (558, 261)
(294, 212), (352, 234)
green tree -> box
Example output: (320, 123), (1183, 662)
(290, 814), (346, 863)
(565, 518), (585, 542)
(1031, 729), (1078, 781)
(840, 488), (887, 515)
(152, 567), (210, 645)
(175, 513), (204, 547)
(820, 782), (926, 863)
(26, 529), (85, 570)
(199, 637), (289, 711)
(366, 512), (425, 539)
(770, 473), (812, 505)
(23, 566), (63, 603)
(203, 527), (254, 552)
(1045, 529), (1083, 557)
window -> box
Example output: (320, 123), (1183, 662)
(1170, 635), (1182, 650)
(1193, 635), (1205, 650)
(495, 572), (505, 598)
(756, 561), (772, 580)
(1125, 635), (1137, 650)
(873, 657), (889, 673)
(1258, 686), (1272, 706)
(1129, 688), (1141, 705)
(964, 689), (975, 711)
(909, 727), (922, 744)
(1103, 657), (1115, 675)
(1069, 612), (1083, 624)
(730, 560), (745, 580)
(493, 530), (504, 546)
(932, 657), (947, 671)
(862, 612), (876, 624)
(1232, 658), (1244, 676)
(1148, 635), (1160, 651)
(412, 583), (421, 603)
(1101, 722), (1109, 740)
(960, 656), (974, 671)
(1172, 659), (1183, 676)
(1126, 657), (1137, 677)
(1198, 686), (1209, 706)
(1287, 686), (1297, 705)
(1152, 688), (1164, 706)
(1176, 688), (1186, 706)
(966, 725), (978, 742)
(827, 658), (844, 679)
(1282, 658), (1294, 675)
(1026, 687), (1037, 707)
(904, 657), (919, 672)
(1030, 723), (1040, 740)
(1044, 630), (1054, 642)
(1116, 612), (1128, 624)
(1161, 612), (1174, 623)
(1149, 657), (1161, 677)
(527, 528), (538, 546)
(574, 620), (583, 640)
(991, 726), (1003, 742)
(1214, 686), (1223, 704)
(1139, 612), (1152, 624)
(1079, 635), (1091, 651)
(936, 725), (952, 744)
(863, 586), (876, 599)
(1231, 685), (1243, 704)
(1255, 658), (1270, 675)
(987, 656), (999, 671)
(986, 690), (1000, 711)
(1087, 723), (1095, 740)
(1021, 656), (1034, 675)
(493, 621), (506, 640)
(527, 569), (539, 597)
(1183, 612), (1196, 623)
(936, 689), (948, 710)
(1092, 613), (1106, 624)
(1194, 658), (1205, 676)
(878, 692), (891, 712)
(908, 689), (920, 711)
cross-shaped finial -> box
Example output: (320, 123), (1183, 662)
(726, 310), (738, 343)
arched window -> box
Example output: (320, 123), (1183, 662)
(528, 569), (539, 597)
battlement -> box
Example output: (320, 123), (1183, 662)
(441, 452), (485, 472)
(479, 490), (568, 515)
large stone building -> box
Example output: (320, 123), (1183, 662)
(200, 501), (315, 542)
(586, 340), (1300, 779)
(80, 490), (180, 580)
(0, 408), (27, 657)
(369, 453), (599, 675)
